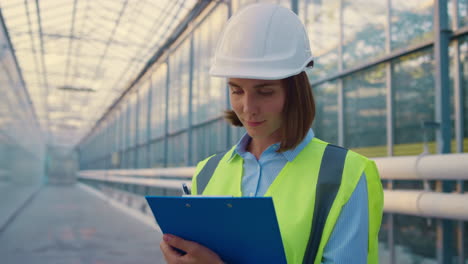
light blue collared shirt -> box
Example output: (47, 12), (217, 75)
(229, 129), (368, 263)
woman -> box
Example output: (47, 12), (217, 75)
(160, 3), (383, 264)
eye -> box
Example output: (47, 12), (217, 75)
(230, 87), (243, 95)
(258, 89), (274, 96)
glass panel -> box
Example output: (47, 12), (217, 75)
(151, 64), (168, 139)
(391, 0), (434, 50)
(128, 149), (136, 169)
(230, 125), (246, 146)
(127, 93), (137, 148)
(149, 139), (165, 168)
(138, 79), (150, 145)
(136, 145), (148, 168)
(393, 49), (435, 156)
(121, 102), (129, 150)
(464, 221), (468, 263)
(192, 120), (227, 164)
(342, 0), (386, 69)
(312, 80), (339, 145)
(168, 40), (190, 133)
(378, 214), (389, 262)
(167, 133), (188, 167)
(0, 17), (45, 183)
(449, 36), (468, 153)
(344, 64), (387, 157)
(459, 0), (468, 27)
(460, 36), (468, 151)
(111, 115), (118, 154)
(300, 0), (340, 79)
(394, 215), (436, 263)
(119, 106), (127, 152)
(192, 5), (228, 125)
(1, 0), (199, 147)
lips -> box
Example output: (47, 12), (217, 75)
(246, 120), (265, 127)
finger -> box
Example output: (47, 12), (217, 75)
(160, 240), (183, 263)
(163, 234), (198, 254)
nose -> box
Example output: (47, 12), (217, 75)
(242, 93), (258, 115)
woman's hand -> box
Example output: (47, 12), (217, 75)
(160, 234), (224, 264)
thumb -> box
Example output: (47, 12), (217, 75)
(163, 234), (198, 253)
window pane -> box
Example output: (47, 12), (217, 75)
(312, 80), (339, 145)
(167, 133), (188, 167)
(168, 40), (190, 133)
(394, 215), (436, 263)
(137, 79), (150, 145)
(300, 0), (340, 79)
(192, 5), (228, 125)
(151, 64), (168, 140)
(391, 0), (434, 50)
(230, 126), (246, 146)
(344, 64), (387, 157)
(342, 0), (387, 69)
(149, 139), (165, 168)
(378, 214), (389, 262)
(192, 120), (227, 164)
(461, 36), (468, 151)
(393, 49), (435, 156)
(137, 145), (148, 168)
(120, 103), (127, 150)
(459, 0), (468, 27)
(127, 94), (137, 148)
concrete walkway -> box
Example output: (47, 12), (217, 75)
(0, 182), (40, 233)
(0, 184), (165, 264)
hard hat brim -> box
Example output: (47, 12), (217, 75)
(209, 57), (314, 80)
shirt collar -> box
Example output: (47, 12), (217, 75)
(227, 128), (315, 162)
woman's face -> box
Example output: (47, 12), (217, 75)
(228, 78), (286, 141)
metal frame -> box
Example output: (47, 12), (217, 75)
(187, 34), (195, 166)
(146, 75), (153, 168)
(0, 5), (41, 132)
(64, 0), (78, 85)
(434, 1), (453, 263)
(337, 0), (344, 147)
(34, 0), (50, 142)
(385, 1), (395, 262)
(452, 3), (465, 263)
(76, 1), (468, 261)
(225, 1), (233, 150)
(163, 59), (170, 168)
(82, 0), (213, 144)
(92, 0), (128, 81)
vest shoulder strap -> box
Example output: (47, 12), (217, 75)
(196, 151), (228, 194)
(303, 144), (348, 264)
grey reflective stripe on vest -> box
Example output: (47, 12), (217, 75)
(196, 151), (228, 194)
(303, 144), (348, 264)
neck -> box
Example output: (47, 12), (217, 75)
(247, 133), (280, 160)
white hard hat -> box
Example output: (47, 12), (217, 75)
(210, 3), (313, 80)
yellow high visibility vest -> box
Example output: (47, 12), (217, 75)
(192, 137), (383, 264)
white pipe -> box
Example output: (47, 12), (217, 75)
(384, 190), (468, 221)
(79, 153), (468, 181)
(374, 153), (468, 180)
(80, 153), (468, 180)
(79, 168), (195, 178)
(77, 171), (468, 220)
(78, 173), (192, 189)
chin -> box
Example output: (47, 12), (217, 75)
(246, 130), (268, 139)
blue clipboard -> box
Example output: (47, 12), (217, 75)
(145, 196), (286, 264)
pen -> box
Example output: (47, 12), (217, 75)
(182, 183), (191, 195)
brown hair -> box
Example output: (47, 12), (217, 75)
(224, 71), (315, 152)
